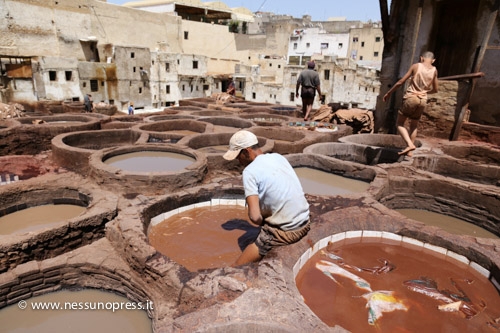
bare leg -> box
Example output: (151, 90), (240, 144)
(232, 243), (262, 267)
(406, 119), (419, 157)
(304, 103), (313, 121)
(396, 114), (416, 155)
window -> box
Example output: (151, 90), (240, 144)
(177, 59), (180, 65)
(374, 52), (379, 57)
(82, 82), (87, 88)
(252, 92), (256, 99)
(203, 85), (209, 91)
(278, 64), (281, 69)
(320, 43), (329, 49)
(152, 60), (155, 65)
(182, 85), (185, 91)
(290, 92), (295, 102)
(353, 37), (358, 42)
(343, 75), (346, 81)
(131, 52), (135, 58)
(101, 81), (104, 86)
(193, 60), (198, 69)
(166, 85), (170, 94)
(360, 56), (364, 60)
(190, 85), (193, 92)
(133, 67), (136, 73)
(361, 42), (365, 47)
(184, 31), (189, 40)
(375, 36), (381, 42)
(293, 43), (298, 49)
(324, 70), (330, 80)
(139, 87), (142, 94)
(338, 43), (343, 49)
(269, 63), (272, 67)
(49, 71), (56, 81)
(90, 79), (98, 92)
(166, 63), (170, 72)
(306, 43), (310, 48)
(196, 86), (199, 91)
(65, 71), (72, 81)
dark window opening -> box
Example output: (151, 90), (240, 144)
(182, 85), (185, 91)
(361, 42), (365, 47)
(343, 75), (346, 81)
(184, 31), (189, 40)
(65, 71), (72, 81)
(133, 67), (136, 73)
(101, 81), (104, 86)
(139, 87), (142, 94)
(360, 56), (364, 60)
(90, 79), (98, 92)
(166, 63), (170, 72)
(131, 52), (135, 58)
(83, 82), (87, 88)
(252, 92), (256, 99)
(290, 92), (295, 102)
(375, 36), (381, 42)
(203, 84), (209, 90)
(49, 71), (56, 81)
(353, 37), (358, 42)
(152, 60), (155, 65)
(166, 85), (170, 94)
(324, 70), (330, 80)
(374, 52), (379, 57)
(193, 61), (198, 69)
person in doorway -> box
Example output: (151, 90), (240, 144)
(83, 94), (93, 113)
(223, 130), (311, 266)
(128, 102), (134, 115)
(383, 51), (439, 156)
(227, 77), (236, 96)
(296, 61), (321, 121)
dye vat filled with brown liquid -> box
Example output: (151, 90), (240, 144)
(396, 209), (499, 239)
(148, 205), (258, 271)
(0, 204), (86, 234)
(0, 289), (152, 333)
(294, 167), (370, 196)
(104, 151), (195, 172)
(296, 239), (500, 332)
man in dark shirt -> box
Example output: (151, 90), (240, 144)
(296, 61), (321, 121)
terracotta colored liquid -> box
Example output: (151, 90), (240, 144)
(0, 204), (86, 235)
(397, 209), (499, 239)
(294, 167), (370, 195)
(197, 145), (229, 154)
(296, 239), (500, 332)
(0, 289), (152, 333)
(104, 151), (194, 172)
(148, 206), (258, 271)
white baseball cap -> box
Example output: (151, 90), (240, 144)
(223, 130), (258, 161)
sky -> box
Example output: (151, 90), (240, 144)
(105, 0), (382, 22)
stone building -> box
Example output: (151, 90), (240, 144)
(347, 22), (384, 67)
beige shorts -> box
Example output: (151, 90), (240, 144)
(255, 219), (310, 256)
(399, 96), (427, 120)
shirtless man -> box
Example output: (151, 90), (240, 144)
(383, 51), (439, 156)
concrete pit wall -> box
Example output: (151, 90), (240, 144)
(51, 129), (145, 174)
(0, 174), (118, 273)
(88, 144), (208, 195)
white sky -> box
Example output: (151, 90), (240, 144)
(105, 0), (382, 22)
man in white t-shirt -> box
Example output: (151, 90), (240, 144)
(223, 130), (311, 266)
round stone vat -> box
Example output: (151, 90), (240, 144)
(396, 209), (499, 239)
(167, 105), (205, 112)
(377, 167), (500, 238)
(51, 129), (144, 173)
(239, 113), (290, 126)
(249, 127), (329, 154)
(270, 106), (301, 118)
(178, 133), (274, 171)
(89, 144), (207, 195)
(286, 153), (379, 196)
(178, 98), (214, 108)
(0, 173), (118, 273)
(144, 115), (195, 122)
(197, 116), (253, 133)
(304, 142), (404, 165)
(148, 199), (254, 271)
(133, 120), (214, 139)
(339, 133), (422, 155)
(189, 110), (234, 117)
(295, 231), (500, 332)
(411, 142), (500, 186)
(17, 114), (100, 128)
(1, 114), (101, 155)
(0, 288), (152, 332)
